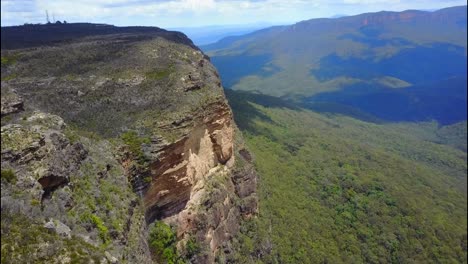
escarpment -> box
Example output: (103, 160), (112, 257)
(1, 23), (257, 263)
(143, 101), (234, 222)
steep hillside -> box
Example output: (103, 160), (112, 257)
(226, 90), (467, 263)
(1, 24), (257, 263)
(203, 6), (467, 124)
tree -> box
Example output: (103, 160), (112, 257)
(148, 221), (177, 263)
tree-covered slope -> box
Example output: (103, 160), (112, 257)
(203, 6), (467, 125)
(306, 76), (467, 125)
(226, 90), (467, 263)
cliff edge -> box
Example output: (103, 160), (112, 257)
(1, 23), (257, 263)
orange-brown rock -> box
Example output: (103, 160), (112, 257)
(144, 101), (234, 222)
(1, 23), (257, 263)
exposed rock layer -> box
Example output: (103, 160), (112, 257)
(1, 23), (257, 263)
(144, 101), (234, 222)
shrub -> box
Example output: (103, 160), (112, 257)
(30, 199), (41, 206)
(148, 221), (177, 264)
(89, 214), (109, 245)
(185, 237), (200, 258)
(1, 73), (18, 81)
(144, 176), (153, 183)
(145, 66), (174, 80)
(1, 169), (17, 184)
(1, 53), (20, 66)
(120, 131), (150, 162)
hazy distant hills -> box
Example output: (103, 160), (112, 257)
(171, 24), (273, 45)
(203, 6), (467, 124)
(203, 6), (468, 263)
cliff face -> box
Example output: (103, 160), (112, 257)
(1, 24), (257, 263)
(143, 101), (234, 222)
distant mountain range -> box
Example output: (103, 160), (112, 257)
(203, 6), (467, 124)
(171, 23), (274, 45)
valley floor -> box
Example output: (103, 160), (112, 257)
(226, 90), (467, 263)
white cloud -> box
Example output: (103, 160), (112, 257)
(343, 0), (400, 4)
(1, 0), (466, 27)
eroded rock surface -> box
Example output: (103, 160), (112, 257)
(144, 101), (234, 221)
(1, 23), (257, 263)
(0, 86), (24, 117)
(1, 110), (149, 263)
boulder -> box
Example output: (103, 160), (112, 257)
(44, 219), (71, 238)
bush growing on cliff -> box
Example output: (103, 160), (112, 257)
(185, 237), (200, 258)
(1, 212), (105, 263)
(121, 131), (150, 162)
(148, 221), (178, 264)
(89, 214), (110, 245)
(1, 53), (20, 66)
(1, 169), (17, 184)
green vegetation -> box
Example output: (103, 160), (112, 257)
(148, 221), (178, 264)
(63, 127), (80, 144)
(145, 66), (175, 80)
(121, 131), (151, 162)
(205, 7), (467, 100)
(148, 221), (200, 263)
(227, 91), (467, 263)
(1, 126), (42, 153)
(66, 123), (103, 141)
(185, 237), (200, 259)
(1, 212), (104, 263)
(436, 121), (468, 152)
(64, 73), (79, 81)
(204, 7), (467, 125)
(1, 53), (21, 79)
(1, 53), (20, 66)
(1, 115), (13, 126)
(67, 148), (136, 249)
(89, 214), (110, 244)
(0, 24), (226, 263)
(1, 73), (18, 81)
(144, 176), (153, 183)
(1, 169), (17, 184)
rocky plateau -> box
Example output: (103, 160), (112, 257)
(1, 23), (257, 263)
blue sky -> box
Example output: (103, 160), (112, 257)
(1, 0), (466, 28)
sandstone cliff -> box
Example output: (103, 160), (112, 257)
(1, 23), (257, 263)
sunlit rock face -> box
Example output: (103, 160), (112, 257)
(144, 101), (234, 222)
(1, 23), (257, 263)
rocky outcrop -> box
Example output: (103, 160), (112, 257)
(1, 86), (23, 117)
(1, 108), (151, 263)
(1, 112), (88, 201)
(44, 219), (72, 238)
(143, 101), (234, 222)
(142, 101), (259, 262)
(120, 98), (258, 262)
(1, 23), (257, 263)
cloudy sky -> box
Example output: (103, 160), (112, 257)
(1, 0), (466, 28)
